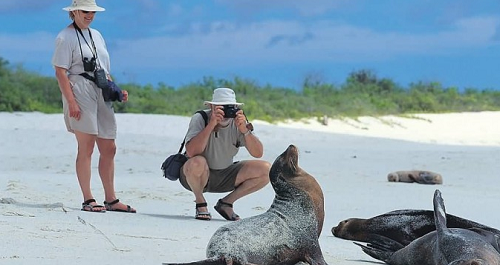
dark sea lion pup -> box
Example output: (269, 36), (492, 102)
(332, 209), (500, 247)
(163, 144), (328, 265)
(355, 189), (500, 265)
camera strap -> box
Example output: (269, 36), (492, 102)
(73, 22), (100, 71)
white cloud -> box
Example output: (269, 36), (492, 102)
(0, 32), (55, 63)
(3, 15), (499, 77)
(0, 0), (60, 13)
(111, 16), (500, 70)
(215, 0), (351, 17)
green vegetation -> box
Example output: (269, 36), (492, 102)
(1, 57), (499, 122)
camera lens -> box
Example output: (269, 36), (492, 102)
(223, 105), (239, 118)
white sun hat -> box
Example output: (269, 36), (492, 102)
(204, 88), (244, 106)
(63, 0), (105, 12)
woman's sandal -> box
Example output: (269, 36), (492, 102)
(195, 202), (212, 221)
(103, 199), (136, 213)
(214, 199), (240, 221)
(81, 198), (106, 213)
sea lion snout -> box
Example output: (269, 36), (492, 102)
(282, 144), (299, 169)
(332, 219), (349, 236)
(332, 218), (367, 240)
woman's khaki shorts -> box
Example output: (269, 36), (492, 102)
(179, 161), (246, 193)
(62, 76), (117, 139)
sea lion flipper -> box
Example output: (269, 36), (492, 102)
(366, 234), (405, 251)
(433, 189), (447, 235)
(353, 242), (392, 262)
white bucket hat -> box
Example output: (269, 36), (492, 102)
(63, 0), (105, 12)
(204, 88), (244, 106)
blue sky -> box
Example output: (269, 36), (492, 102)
(1, 0), (499, 90)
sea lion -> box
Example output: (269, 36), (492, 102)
(387, 170), (442, 184)
(163, 144), (328, 265)
(332, 209), (500, 247)
(355, 189), (500, 265)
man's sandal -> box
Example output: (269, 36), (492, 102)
(81, 199), (106, 213)
(214, 199), (240, 221)
(195, 202), (212, 221)
(103, 199), (136, 213)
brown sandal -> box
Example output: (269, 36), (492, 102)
(81, 199), (106, 213)
(195, 202), (212, 221)
(103, 199), (136, 213)
(214, 199), (240, 221)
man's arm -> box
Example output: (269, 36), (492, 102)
(234, 110), (263, 158)
(185, 125), (213, 157)
(185, 106), (223, 157)
(242, 131), (263, 158)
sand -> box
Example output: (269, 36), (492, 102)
(1, 111), (499, 265)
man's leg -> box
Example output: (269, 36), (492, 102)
(182, 156), (210, 216)
(219, 160), (271, 218)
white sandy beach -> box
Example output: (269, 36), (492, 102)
(1, 111), (500, 265)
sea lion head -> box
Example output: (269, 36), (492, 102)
(270, 144), (325, 235)
(387, 172), (400, 182)
(332, 218), (368, 241)
(269, 144), (299, 186)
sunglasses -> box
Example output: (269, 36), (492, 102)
(81, 10), (96, 14)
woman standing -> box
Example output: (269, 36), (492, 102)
(52, 0), (135, 213)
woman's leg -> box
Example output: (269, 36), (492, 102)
(74, 131), (104, 211)
(96, 137), (135, 212)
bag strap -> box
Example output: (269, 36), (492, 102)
(197, 110), (209, 127)
(79, 72), (95, 83)
(177, 110), (208, 154)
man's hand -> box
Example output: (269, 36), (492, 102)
(235, 110), (249, 133)
(210, 105), (225, 127)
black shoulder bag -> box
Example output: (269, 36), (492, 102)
(161, 110), (208, 181)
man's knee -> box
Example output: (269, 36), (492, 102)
(247, 160), (271, 181)
(258, 160), (271, 174)
(184, 156), (209, 177)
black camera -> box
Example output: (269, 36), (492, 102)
(223, 105), (239, 118)
(83, 57), (97, 72)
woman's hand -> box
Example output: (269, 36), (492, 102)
(68, 100), (81, 120)
(122, 90), (128, 102)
